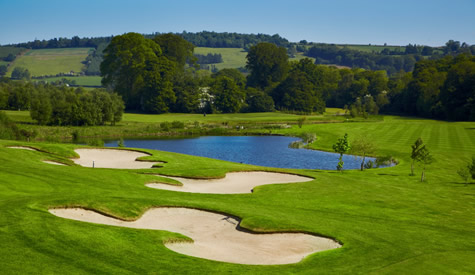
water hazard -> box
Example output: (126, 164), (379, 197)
(105, 136), (377, 170)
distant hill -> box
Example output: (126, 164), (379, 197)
(1, 32), (473, 76)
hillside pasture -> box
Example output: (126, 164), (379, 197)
(37, 76), (102, 86)
(7, 48), (92, 76)
(194, 47), (248, 70)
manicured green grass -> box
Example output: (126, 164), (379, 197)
(194, 47), (248, 70)
(38, 76), (102, 86)
(0, 114), (474, 274)
(7, 48), (92, 76)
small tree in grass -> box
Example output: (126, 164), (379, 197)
(351, 136), (376, 171)
(410, 138), (424, 176)
(458, 156), (475, 185)
(297, 117), (306, 128)
(417, 145), (433, 182)
(333, 133), (350, 172)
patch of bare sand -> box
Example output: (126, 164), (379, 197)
(147, 172), (313, 194)
(7, 146), (38, 151)
(49, 207), (340, 265)
(42, 160), (67, 166)
(72, 149), (160, 169)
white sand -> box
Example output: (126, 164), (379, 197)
(42, 160), (66, 166)
(7, 146), (38, 151)
(49, 207), (340, 265)
(147, 172), (313, 194)
(72, 149), (160, 169)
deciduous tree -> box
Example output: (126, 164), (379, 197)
(333, 133), (351, 172)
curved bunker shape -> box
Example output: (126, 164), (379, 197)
(72, 149), (160, 169)
(7, 146), (39, 151)
(49, 207), (341, 265)
(147, 172), (313, 194)
(42, 160), (67, 166)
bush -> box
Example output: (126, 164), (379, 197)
(160, 121), (171, 131)
(300, 132), (316, 144)
(297, 117), (307, 128)
(364, 160), (375, 169)
(375, 156), (398, 167)
(171, 121), (185, 129)
(87, 138), (104, 147)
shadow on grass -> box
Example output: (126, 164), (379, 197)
(377, 173), (399, 177)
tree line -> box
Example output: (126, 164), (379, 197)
(98, 33), (474, 121)
(304, 41), (475, 76)
(0, 79), (124, 126)
(194, 53), (223, 64)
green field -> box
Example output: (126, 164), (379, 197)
(38, 76), (102, 86)
(194, 47), (248, 70)
(337, 44), (405, 53)
(7, 48), (92, 77)
(0, 112), (474, 274)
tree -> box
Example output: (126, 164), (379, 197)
(246, 42), (289, 90)
(272, 71), (319, 112)
(153, 33), (196, 69)
(333, 133), (351, 171)
(470, 156), (475, 181)
(0, 65), (7, 77)
(244, 87), (274, 112)
(101, 32), (164, 110)
(417, 145), (433, 182)
(30, 92), (52, 125)
(213, 68), (246, 88)
(351, 136), (376, 171)
(439, 58), (475, 121)
(11, 67), (30, 80)
(211, 76), (244, 113)
(410, 138), (424, 176)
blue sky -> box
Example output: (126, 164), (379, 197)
(1, 0), (474, 46)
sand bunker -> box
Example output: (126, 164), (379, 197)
(50, 207), (340, 265)
(73, 149), (160, 169)
(42, 160), (67, 166)
(7, 146), (38, 151)
(147, 172), (313, 194)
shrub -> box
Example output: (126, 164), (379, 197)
(171, 121), (185, 129)
(160, 121), (171, 131)
(297, 117), (307, 128)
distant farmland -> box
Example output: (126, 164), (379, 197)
(7, 48), (92, 76)
(194, 47), (248, 70)
(194, 47), (315, 71)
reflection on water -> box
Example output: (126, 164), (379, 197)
(105, 136), (378, 170)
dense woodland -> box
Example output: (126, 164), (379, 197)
(0, 32), (474, 123)
(0, 79), (124, 126)
(2, 31), (474, 77)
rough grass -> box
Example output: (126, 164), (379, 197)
(7, 48), (92, 76)
(0, 114), (474, 274)
(38, 76), (102, 86)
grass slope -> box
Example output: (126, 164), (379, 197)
(194, 47), (248, 70)
(0, 114), (474, 274)
(7, 48), (92, 76)
(38, 76), (102, 86)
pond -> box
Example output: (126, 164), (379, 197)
(104, 136), (377, 170)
